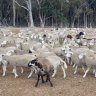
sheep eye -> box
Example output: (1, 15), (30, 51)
(41, 69), (44, 71)
(35, 62), (38, 66)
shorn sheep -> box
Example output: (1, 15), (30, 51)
(28, 58), (53, 87)
(79, 51), (96, 78)
(45, 55), (67, 78)
(1, 54), (37, 78)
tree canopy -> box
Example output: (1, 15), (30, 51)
(0, 0), (96, 28)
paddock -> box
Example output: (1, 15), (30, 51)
(0, 27), (96, 96)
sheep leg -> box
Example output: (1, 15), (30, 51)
(69, 57), (71, 65)
(46, 74), (53, 87)
(73, 63), (76, 68)
(13, 66), (18, 78)
(74, 66), (78, 74)
(95, 71), (96, 78)
(21, 67), (23, 74)
(94, 70), (96, 77)
(52, 68), (57, 78)
(70, 58), (73, 65)
(83, 68), (90, 78)
(66, 57), (69, 65)
(2, 65), (7, 76)
(46, 76), (48, 82)
(93, 69), (95, 74)
(35, 74), (40, 87)
(12, 69), (14, 73)
(82, 66), (86, 73)
(28, 68), (34, 78)
(46, 72), (49, 82)
(61, 65), (66, 78)
(41, 75), (45, 83)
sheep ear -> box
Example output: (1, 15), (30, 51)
(35, 62), (38, 66)
(29, 50), (32, 53)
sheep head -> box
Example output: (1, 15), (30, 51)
(28, 58), (43, 69)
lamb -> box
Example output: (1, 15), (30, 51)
(2, 54), (37, 78)
(28, 58), (53, 87)
(28, 53), (67, 78)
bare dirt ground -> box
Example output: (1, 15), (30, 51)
(0, 66), (96, 96)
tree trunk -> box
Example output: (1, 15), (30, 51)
(52, 16), (54, 27)
(71, 18), (75, 28)
(13, 0), (16, 26)
(90, 14), (93, 28)
(83, 12), (86, 28)
(27, 0), (34, 27)
(36, 0), (45, 28)
(77, 17), (79, 28)
(60, 22), (63, 28)
(39, 12), (45, 28)
(84, 7), (87, 28)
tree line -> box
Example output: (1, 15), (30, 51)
(0, 0), (96, 28)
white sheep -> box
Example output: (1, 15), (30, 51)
(2, 54), (37, 78)
(79, 51), (96, 78)
(45, 55), (67, 78)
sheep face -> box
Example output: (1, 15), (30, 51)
(28, 58), (38, 67)
(79, 32), (85, 36)
(28, 58), (43, 71)
(28, 58), (42, 75)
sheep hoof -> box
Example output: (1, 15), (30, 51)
(15, 75), (18, 78)
(2, 74), (5, 77)
(83, 75), (86, 78)
(64, 76), (66, 79)
(21, 71), (23, 74)
(74, 72), (76, 74)
(42, 81), (45, 83)
(35, 84), (38, 87)
(50, 84), (53, 87)
(27, 76), (30, 79)
(52, 75), (55, 78)
(73, 65), (75, 68)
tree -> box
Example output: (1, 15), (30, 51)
(15, 0), (34, 27)
(13, 0), (16, 26)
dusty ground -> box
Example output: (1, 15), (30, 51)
(0, 65), (96, 96)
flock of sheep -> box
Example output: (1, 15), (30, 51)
(0, 28), (96, 87)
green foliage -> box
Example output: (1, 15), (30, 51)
(0, 0), (96, 27)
